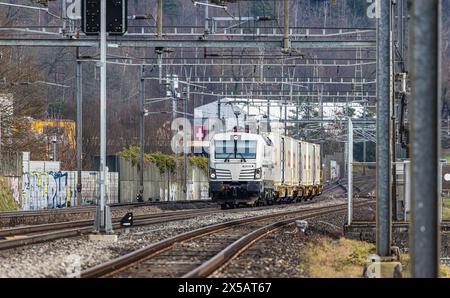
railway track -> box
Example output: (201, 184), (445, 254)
(0, 176), (373, 220)
(0, 208), (218, 238)
(81, 200), (371, 278)
(0, 200), (221, 229)
(0, 176), (374, 252)
(0, 201), (329, 250)
(0, 199), (216, 223)
(0, 208), (222, 250)
(0, 198), (341, 250)
(326, 176), (375, 196)
(0, 177), (371, 237)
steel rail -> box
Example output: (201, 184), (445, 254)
(183, 202), (369, 278)
(0, 177), (370, 225)
(0, 198), (335, 250)
(0, 190), (343, 237)
(0, 209), (222, 251)
(0, 208), (218, 238)
(0, 199), (214, 218)
(0, 178), (372, 251)
(80, 201), (371, 278)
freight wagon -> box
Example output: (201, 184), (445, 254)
(209, 132), (322, 208)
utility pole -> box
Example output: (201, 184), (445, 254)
(355, 31), (366, 175)
(172, 96), (176, 122)
(138, 65), (145, 202)
(218, 97), (221, 119)
(376, 0), (392, 257)
(283, 0), (289, 52)
(347, 118), (353, 225)
(156, 0), (163, 85)
(94, 0), (113, 234)
(397, 0), (405, 72)
(280, 103), (283, 134)
(296, 95), (299, 136)
(76, 48), (83, 206)
(319, 86), (323, 131)
(410, 0), (440, 278)
(157, 0), (163, 38)
(284, 79), (289, 136)
(267, 98), (271, 133)
(184, 80), (190, 201)
(391, 2), (398, 222)
(169, 74), (179, 122)
(362, 103), (367, 176)
(306, 84), (310, 140)
(204, 0), (209, 34)
(51, 135), (57, 161)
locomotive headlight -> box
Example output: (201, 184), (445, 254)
(209, 168), (216, 179)
(254, 168), (262, 179)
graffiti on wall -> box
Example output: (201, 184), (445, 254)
(22, 171), (70, 210)
(21, 171), (118, 210)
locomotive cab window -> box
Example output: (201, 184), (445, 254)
(236, 140), (257, 159)
(214, 140), (234, 159)
(214, 140), (257, 159)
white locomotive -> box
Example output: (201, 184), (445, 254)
(209, 132), (322, 208)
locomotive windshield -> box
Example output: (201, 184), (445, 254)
(214, 140), (257, 160)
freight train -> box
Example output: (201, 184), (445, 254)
(209, 132), (322, 208)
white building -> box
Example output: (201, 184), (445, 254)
(192, 98), (290, 153)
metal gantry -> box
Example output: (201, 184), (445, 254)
(0, 0), (378, 145)
(2, 0), (444, 276)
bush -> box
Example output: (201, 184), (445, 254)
(188, 156), (208, 175)
(119, 146), (197, 175)
(147, 152), (176, 174)
(0, 178), (19, 211)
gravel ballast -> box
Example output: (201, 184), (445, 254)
(211, 204), (376, 278)
(0, 195), (355, 277)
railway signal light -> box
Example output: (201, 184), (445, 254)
(81, 0), (128, 35)
(120, 212), (134, 227)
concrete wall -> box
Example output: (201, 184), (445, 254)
(0, 152), (22, 204)
(23, 152), (60, 173)
(1, 152), (120, 210)
(119, 157), (209, 203)
(21, 171), (118, 210)
(323, 153), (344, 182)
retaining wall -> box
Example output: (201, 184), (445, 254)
(0, 152), (22, 205)
(119, 157), (209, 202)
(21, 171), (118, 210)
